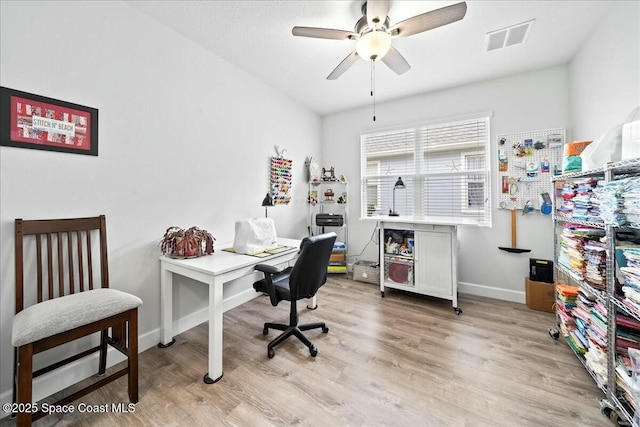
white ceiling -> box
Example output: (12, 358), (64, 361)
(128, 0), (613, 116)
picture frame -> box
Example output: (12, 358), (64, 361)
(0, 86), (98, 156)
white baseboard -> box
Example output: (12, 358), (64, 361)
(458, 281), (526, 304)
(0, 290), (261, 420)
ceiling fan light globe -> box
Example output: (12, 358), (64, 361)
(356, 30), (391, 61)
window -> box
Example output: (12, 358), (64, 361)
(361, 114), (491, 226)
(365, 160), (381, 216)
(461, 151), (485, 213)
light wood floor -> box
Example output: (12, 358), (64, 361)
(4, 276), (609, 427)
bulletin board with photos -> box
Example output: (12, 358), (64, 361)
(497, 128), (565, 210)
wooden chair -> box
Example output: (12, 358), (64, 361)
(12, 215), (142, 426)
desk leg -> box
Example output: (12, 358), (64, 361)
(204, 276), (223, 384)
(307, 295), (318, 310)
(158, 262), (176, 348)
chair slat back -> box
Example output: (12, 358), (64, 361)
(15, 215), (110, 314)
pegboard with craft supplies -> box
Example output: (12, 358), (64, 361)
(497, 128), (565, 211)
(270, 156), (292, 205)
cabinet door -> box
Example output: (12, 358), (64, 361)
(414, 230), (453, 298)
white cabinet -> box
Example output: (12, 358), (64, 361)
(379, 221), (460, 314)
(414, 230), (455, 300)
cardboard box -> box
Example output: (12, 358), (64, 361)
(329, 252), (345, 263)
(525, 277), (555, 313)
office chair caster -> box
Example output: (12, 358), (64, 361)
(322, 326), (329, 333)
(263, 327), (269, 335)
(309, 345), (318, 357)
(268, 348), (275, 359)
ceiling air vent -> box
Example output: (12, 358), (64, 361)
(485, 19), (534, 52)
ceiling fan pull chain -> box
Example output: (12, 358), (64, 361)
(372, 61), (376, 121)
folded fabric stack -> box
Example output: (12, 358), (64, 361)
(557, 182), (576, 217)
(616, 314), (640, 358)
(615, 357), (636, 411)
(558, 225), (606, 283)
(556, 284), (579, 338)
(622, 348), (640, 414)
(556, 178), (600, 220)
(594, 178), (627, 226)
(621, 178), (640, 226)
(590, 301), (608, 349)
(585, 301), (608, 385)
(583, 238), (607, 290)
(573, 295), (591, 354)
(558, 228), (586, 278)
(586, 341), (608, 385)
(620, 250), (640, 316)
(572, 178), (600, 221)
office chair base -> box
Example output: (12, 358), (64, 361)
(264, 322), (328, 358)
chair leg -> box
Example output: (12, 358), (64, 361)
(267, 327), (296, 355)
(99, 328), (108, 375)
(11, 347), (17, 418)
(16, 344), (33, 427)
(299, 322), (327, 332)
(128, 309), (139, 403)
(264, 322), (287, 332)
(292, 328), (314, 349)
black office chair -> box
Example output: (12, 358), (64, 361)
(253, 232), (337, 358)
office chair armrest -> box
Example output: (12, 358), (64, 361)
(254, 264), (292, 307)
(254, 264), (282, 275)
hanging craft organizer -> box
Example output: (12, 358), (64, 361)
(496, 127), (565, 253)
(270, 156), (292, 205)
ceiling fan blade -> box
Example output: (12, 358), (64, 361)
(389, 2), (467, 38)
(327, 52), (360, 80)
(292, 26), (358, 40)
(381, 46), (411, 75)
(366, 0), (390, 27)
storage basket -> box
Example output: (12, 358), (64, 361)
(384, 255), (414, 286)
(353, 260), (379, 284)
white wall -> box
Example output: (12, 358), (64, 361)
(322, 66), (571, 302)
(0, 0), (320, 407)
(570, 1), (640, 139)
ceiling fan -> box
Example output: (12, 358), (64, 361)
(292, 1), (468, 80)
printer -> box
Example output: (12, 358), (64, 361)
(316, 213), (344, 227)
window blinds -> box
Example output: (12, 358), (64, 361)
(361, 115), (491, 226)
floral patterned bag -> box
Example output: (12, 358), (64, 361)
(160, 226), (215, 258)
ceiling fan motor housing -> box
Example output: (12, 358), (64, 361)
(355, 15), (391, 35)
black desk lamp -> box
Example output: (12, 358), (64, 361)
(389, 177), (405, 217)
(262, 193), (274, 217)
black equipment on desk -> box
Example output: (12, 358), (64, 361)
(316, 213), (344, 227)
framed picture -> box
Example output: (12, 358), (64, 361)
(0, 86), (98, 156)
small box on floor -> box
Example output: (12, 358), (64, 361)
(525, 277), (555, 313)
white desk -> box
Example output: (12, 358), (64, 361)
(159, 238), (301, 383)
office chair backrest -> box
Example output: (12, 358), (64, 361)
(15, 216), (109, 314)
(288, 232), (337, 300)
